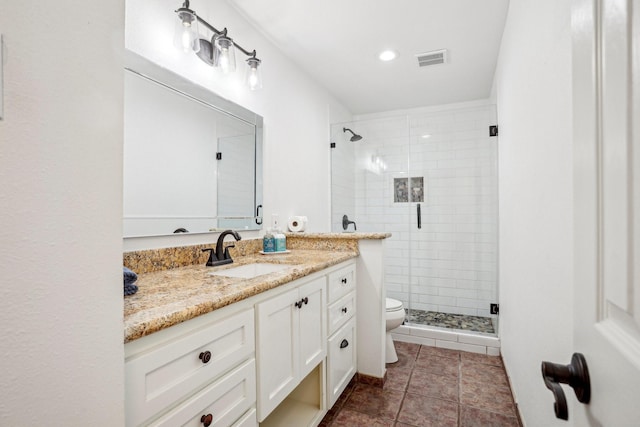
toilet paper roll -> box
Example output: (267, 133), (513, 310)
(288, 216), (308, 232)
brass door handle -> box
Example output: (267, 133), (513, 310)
(541, 352), (590, 420)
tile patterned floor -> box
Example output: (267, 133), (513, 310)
(405, 310), (495, 334)
(320, 342), (521, 427)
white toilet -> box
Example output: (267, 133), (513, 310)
(385, 298), (405, 363)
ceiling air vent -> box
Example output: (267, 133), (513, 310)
(415, 49), (447, 67)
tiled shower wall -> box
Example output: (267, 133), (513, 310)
(342, 104), (498, 318)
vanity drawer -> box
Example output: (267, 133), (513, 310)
(327, 318), (357, 408)
(327, 264), (355, 303)
(149, 358), (256, 427)
(327, 291), (355, 336)
(126, 308), (255, 427)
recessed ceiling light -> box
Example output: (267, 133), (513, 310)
(378, 50), (397, 62)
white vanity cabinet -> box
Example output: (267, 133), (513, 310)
(125, 306), (256, 427)
(124, 258), (358, 427)
(326, 264), (357, 407)
(255, 276), (326, 422)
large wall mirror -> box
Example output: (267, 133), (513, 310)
(123, 52), (263, 238)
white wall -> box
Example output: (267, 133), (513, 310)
(125, 0), (352, 250)
(0, 1), (125, 425)
(494, 0), (574, 425)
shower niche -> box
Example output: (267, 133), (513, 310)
(330, 104), (499, 339)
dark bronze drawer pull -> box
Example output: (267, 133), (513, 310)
(201, 413), (213, 426)
(199, 351), (211, 364)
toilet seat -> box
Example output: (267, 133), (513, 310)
(386, 298), (404, 312)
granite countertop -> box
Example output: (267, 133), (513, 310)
(123, 249), (358, 343)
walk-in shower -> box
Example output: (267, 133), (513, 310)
(331, 103), (499, 344)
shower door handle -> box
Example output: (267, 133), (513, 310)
(417, 203), (422, 229)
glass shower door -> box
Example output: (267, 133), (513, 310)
(330, 104), (499, 336)
(405, 106), (499, 334)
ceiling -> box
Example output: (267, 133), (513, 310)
(229, 0), (510, 115)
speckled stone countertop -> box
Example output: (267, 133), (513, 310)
(123, 233), (390, 344)
(123, 249), (356, 343)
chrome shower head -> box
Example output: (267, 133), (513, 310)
(343, 127), (363, 142)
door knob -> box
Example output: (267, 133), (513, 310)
(541, 352), (590, 420)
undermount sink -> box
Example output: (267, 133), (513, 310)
(209, 263), (295, 279)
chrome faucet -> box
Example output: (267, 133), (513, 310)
(342, 214), (357, 231)
(202, 229), (242, 267)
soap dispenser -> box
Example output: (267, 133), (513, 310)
(275, 229), (286, 252)
(272, 217), (286, 252)
(263, 228), (275, 253)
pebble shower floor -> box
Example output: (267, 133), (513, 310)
(405, 309), (495, 334)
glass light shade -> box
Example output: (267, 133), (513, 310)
(213, 35), (236, 73)
(173, 9), (200, 53)
(245, 58), (263, 90)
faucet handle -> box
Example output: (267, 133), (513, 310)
(222, 244), (235, 260)
(201, 248), (216, 266)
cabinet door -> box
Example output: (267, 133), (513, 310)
(298, 277), (326, 379)
(327, 318), (356, 408)
(256, 288), (299, 422)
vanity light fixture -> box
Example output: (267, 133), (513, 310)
(174, 0), (263, 89)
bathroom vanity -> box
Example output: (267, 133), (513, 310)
(123, 234), (387, 427)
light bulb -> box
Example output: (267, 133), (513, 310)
(219, 50), (230, 72)
(173, 9), (200, 53)
(213, 36), (236, 73)
(245, 57), (262, 90)
(248, 71), (258, 87)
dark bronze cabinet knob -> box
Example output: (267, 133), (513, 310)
(199, 351), (211, 364)
(341, 277), (348, 284)
(303, 297), (309, 305)
(200, 413), (213, 426)
(341, 307), (348, 313)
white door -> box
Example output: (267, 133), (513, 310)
(572, 0), (640, 425)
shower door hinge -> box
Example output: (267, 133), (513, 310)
(330, 142), (336, 148)
(489, 125), (498, 137)
(216, 152), (222, 160)
(490, 303), (499, 315)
